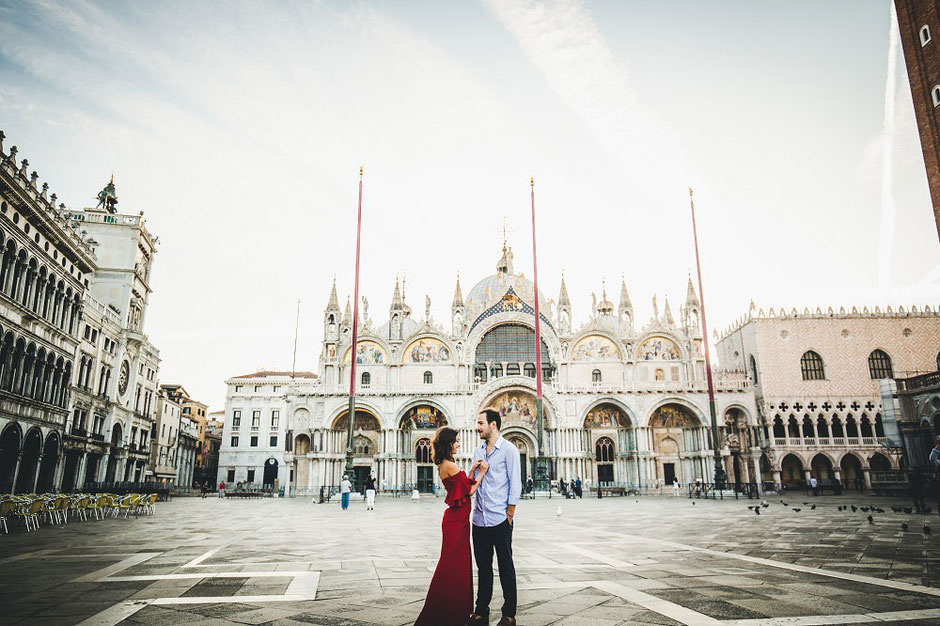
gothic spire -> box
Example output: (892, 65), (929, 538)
(652, 294), (659, 320)
(686, 275), (700, 306)
(327, 276), (339, 310)
(342, 295), (352, 325)
(619, 277), (632, 312)
(558, 273), (570, 307)
(390, 276), (403, 310)
(664, 296), (675, 326)
(452, 273), (464, 308)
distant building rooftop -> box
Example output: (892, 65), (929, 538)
(231, 370), (318, 380)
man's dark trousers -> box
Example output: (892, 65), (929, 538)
(472, 520), (516, 618)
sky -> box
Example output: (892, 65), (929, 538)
(0, 0), (937, 411)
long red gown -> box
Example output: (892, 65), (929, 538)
(415, 470), (475, 626)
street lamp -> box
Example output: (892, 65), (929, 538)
(688, 188), (727, 490)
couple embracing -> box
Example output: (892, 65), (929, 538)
(415, 409), (521, 626)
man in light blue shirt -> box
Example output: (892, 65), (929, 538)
(468, 409), (521, 626)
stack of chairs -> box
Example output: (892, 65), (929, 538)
(0, 491), (159, 534)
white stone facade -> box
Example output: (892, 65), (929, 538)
(220, 245), (760, 494)
(0, 133), (162, 493)
(716, 304), (940, 490)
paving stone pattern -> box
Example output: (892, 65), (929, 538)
(1, 493), (940, 625)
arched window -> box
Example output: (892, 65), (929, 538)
(875, 413), (884, 437)
(860, 416), (874, 438)
(592, 369), (602, 383)
(506, 363), (520, 376)
(474, 323), (554, 380)
(595, 436), (614, 463)
(787, 416), (800, 439)
(868, 349), (893, 379)
(423, 370), (432, 384)
(772, 416), (785, 438)
(523, 363), (536, 377)
(800, 351), (825, 380)
(415, 438), (432, 464)
(933, 85), (940, 107)
(749, 355), (759, 384)
(490, 363), (503, 378)
(360, 371), (371, 386)
(846, 415), (859, 438)
(802, 416), (814, 439)
(922, 24), (932, 46)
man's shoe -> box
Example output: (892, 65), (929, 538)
(496, 618), (516, 626)
(466, 614), (488, 625)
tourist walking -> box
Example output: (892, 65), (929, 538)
(219, 481), (225, 498)
(672, 479), (680, 497)
(200, 481), (208, 498)
(340, 474), (352, 510)
(929, 436), (940, 516)
(575, 477), (583, 499)
(468, 409), (522, 626)
(365, 474), (377, 510)
(810, 476), (819, 496)
(414, 427), (487, 626)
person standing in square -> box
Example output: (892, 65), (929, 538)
(467, 409), (521, 626)
(340, 474), (352, 510)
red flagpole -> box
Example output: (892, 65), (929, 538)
(345, 167), (364, 479)
(531, 177), (546, 482)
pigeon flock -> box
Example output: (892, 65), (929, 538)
(732, 498), (934, 535)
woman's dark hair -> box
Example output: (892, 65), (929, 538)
(431, 426), (458, 465)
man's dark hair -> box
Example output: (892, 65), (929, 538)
(480, 408), (501, 430)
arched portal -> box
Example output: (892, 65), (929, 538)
(584, 402), (633, 485)
(649, 403), (702, 485)
(840, 453), (863, 490)
(332, 408), (381, 492)
(869, 452), (891, 472)
(15, 428), (42, 493)
(780, 453), (804, 489)
(106, 423), (123, 482)
(810, 453), (834, 481)
(0, 422), (22, 492)
(262, 458), (279, 489)
(595, 436), (615, 484)
(503, 432), (534, 485)
(397, 403), (449, 492)
(36, 432), (60, 492)
(415, 438), (433, 493)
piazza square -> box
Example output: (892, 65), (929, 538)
(2, 494), (940, 625)
(2, 2), (940, 625)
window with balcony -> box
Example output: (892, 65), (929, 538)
(271, 410), (279, 428)
(232, 410), (241, 428)
(251, 410), (260, 429)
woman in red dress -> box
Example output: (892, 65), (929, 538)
(415, 427), (488, 626)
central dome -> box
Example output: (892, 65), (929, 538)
(465, 245), (549, 314)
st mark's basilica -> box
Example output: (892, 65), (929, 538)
(221, 243), (758, 494)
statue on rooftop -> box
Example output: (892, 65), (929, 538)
(95, 175), (119, 213)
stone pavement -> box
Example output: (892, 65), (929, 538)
(2, 493), (940, 625)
